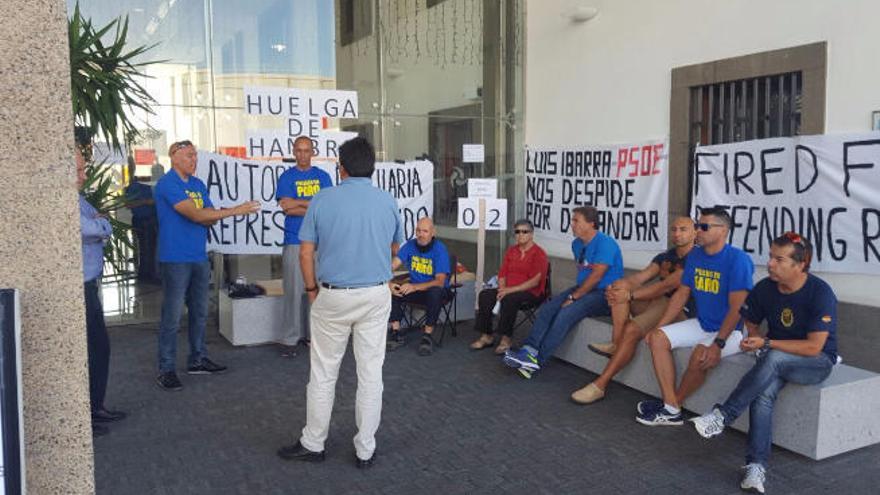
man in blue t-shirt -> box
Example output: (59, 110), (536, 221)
(154, 140), (260, 391)
(124, 158), (159, 283)
(387, 217), (451, 356)
(276, 136), (334, 353)
(504, 205), (624, 379)
(691, 232), (837, 494)
(637, 206), (754, 426)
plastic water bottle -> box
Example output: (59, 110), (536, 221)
(492, 300), (501, 315)
(235, 275), (247, 285)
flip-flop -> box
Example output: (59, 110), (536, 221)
(470, 338), (494, 350)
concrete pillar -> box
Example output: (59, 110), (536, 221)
(0, 0), (95, 493)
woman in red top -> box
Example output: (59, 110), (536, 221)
(470, 219), (549, 354)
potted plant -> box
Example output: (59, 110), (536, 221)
(69, 2), (161, 278)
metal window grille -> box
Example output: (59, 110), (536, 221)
(687, 72), (802, 209)
(689, 71), (803, 148)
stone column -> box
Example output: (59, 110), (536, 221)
(0, 0), (95, 493)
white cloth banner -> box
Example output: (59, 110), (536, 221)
(524, 140), (669, 251)
(194, 151), (434, 254)
(692, 132), (880, 274)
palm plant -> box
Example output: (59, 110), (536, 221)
(69, 2), (162, 278)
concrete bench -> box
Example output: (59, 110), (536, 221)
(554, 317), (880, 460)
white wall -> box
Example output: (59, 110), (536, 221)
(525, 0), (880, 306)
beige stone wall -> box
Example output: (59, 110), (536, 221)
(0, 0), (95, 493)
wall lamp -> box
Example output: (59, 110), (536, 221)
(570, 6), (599, 23)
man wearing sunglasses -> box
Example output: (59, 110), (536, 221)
(636, 206), (753, 426)
(690, 232), (837, 494)
(154, 140), (261, 391)
(504, 205), (623, 379)
(571, 214), (696, 404)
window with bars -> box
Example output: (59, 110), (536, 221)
(689, 72), (803, 148)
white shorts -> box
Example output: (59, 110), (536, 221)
(658, 318), (743, 358)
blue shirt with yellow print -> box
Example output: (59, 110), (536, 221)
(276, 166), (334, 245)
(398, 238), (451, 287)
(682, 244), (754, 332)
(155, 170), (214, 263)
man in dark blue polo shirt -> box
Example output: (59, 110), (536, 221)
(387, 217), (451, 356)
(691, 232), (837, 494)
(277, 137), (402, 469)
(153, 140), (260, 391)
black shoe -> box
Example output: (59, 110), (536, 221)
(386, 331), (405, 352)
(92, 424), (110, 437)
(156, 372), (183, 391)
(356, 451), (376, 469)
(277, 441), (325, 462)
(417, 333), (434, 356)
(92, 407), (128, 423)
(187, 357), (227, 375)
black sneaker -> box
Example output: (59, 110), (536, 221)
(187, 357), (228, 375)
(156, 372), (183, 391)
(386, 331), (405, 352)
(417, 333), (435, 356)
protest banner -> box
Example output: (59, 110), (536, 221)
(692, 132), (880, 274)
(245, 129), (358, 159)
(193, 151), (433, 255)
(244, 86), (358, 159)
(524, 140), (669, 251)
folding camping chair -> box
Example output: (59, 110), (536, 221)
(399, 256), (460, 347)
(511, 263), (552, 334)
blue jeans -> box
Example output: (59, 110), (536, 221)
(158, 261), (210, 372)
(717, 349), (834, 467)
(523, 286), (610, 365)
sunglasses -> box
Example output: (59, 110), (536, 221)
(169, 140), (194, 155)
(694, 222), (725, 231)
(514, 229), (532, 234)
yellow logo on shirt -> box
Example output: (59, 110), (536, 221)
(187, 190), (204, 209)
(693, 267), (721, 294)
(781, 308), (794, 327)
(821, 315), (832, 323)
(410, 256), (433, 276)
(296, 179), (322, 197)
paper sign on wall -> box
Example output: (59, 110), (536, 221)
(462, 144), (485, 163)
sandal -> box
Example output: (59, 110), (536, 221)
(494, 337), (512, 355)
(470, 335), (494, 350)
(418, 334), (435, 356)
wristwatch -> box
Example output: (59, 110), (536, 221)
(762, 338), (772, 351)
(713, 337), (726, 349)
(567, 294), (577, 302)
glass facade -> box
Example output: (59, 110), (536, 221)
(70, 0), (525, 318)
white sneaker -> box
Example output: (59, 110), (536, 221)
(691, 407), (726, 439)
(740, 463), (766, 493)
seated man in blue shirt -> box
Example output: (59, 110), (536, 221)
(504, 205), (624, 379)
(690, 232), (837, 495)
(388, 217), (451, 356)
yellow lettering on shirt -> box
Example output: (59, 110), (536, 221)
(693, 267), (721, 294)
(295, 179), (322, 198)
(410, 256), (434, 276)
(187, 190), (204, 209)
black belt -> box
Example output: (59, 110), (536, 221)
(321, 281), (386, 290)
